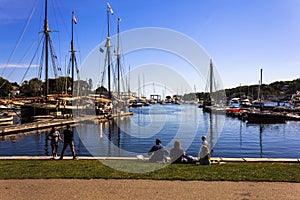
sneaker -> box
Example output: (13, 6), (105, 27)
(73, 156), (78, 160)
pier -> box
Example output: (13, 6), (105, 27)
(0, 112), (133, 136)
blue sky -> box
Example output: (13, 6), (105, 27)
(0, 0), (300, 94)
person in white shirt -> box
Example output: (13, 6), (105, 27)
(199, 135), (211, 165)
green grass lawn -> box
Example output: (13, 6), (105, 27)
(0, 160), (299, 182)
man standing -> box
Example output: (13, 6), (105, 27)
(60, 124), (77, 160)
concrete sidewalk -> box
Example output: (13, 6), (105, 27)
(1, 156), (299, 199)
(1, 179), (299, 200)
(0, 156), (299, 163)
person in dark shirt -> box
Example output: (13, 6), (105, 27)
(59, 124), (77, 160)
(148, 138), (169, 163)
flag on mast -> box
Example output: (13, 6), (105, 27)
(107, 2), (114, 14)
(72, 11), (78, 24)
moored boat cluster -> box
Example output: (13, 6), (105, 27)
(202, 92), (300, 123)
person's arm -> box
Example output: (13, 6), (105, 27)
(148, 146), (156, 155)
(46, 132), (51, 140)
(58, 134), (63, 142)
(164, 147), (169, 155)
(148, 147), (154, 155)
(169, 149), (174, 160)
(182, 149), (186, 157)
(60, 131), (65, 142)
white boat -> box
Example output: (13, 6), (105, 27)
(129, 101), (143, 107)
(0, 115), (13, 126)
(0, 105), (8, 110)
(0, 121), (13, 126)
(240, 98), (252, 108)
(32, 115), (54, 122)
(0, 115), (13, 122)
(291, 91), (300, 107)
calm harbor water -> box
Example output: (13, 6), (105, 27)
(1, 104), (300, 158)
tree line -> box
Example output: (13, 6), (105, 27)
(0, 76), (94, 98)
(1, 76), (299, 100)
(194, 78), (300, 101)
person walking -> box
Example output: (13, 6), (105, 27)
(60, 124), (77, 160)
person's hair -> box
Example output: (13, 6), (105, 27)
(174, 140), (181, 149)
(201, 135), (206, 141)
(156, 138), (161, 145)
(66, 124), (70, 129)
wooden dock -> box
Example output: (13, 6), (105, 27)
(1, 117), (82, 135)
(0, 112), (133, 136)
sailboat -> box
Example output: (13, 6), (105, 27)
(21, 0), (84, 122)
(96, 3), (133, 116)
(128, 75), (143, 107)
(244, 69), (286, 123)
(202, 59), (227, 114)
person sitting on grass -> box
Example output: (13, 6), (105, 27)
(148, 138), (169, 163)
(199, 137), (211, 165)
(170, 140), (185, 163)
(170, 140), (197, 164)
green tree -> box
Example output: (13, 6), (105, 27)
(0, 77), (12, 97)
(19, 78), (42, 97)
(29, 78), (43, 96)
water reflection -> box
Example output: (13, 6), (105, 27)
(44, 132), (49, 156)
(206, 112), (225, 152)
(259, 124), (263, 158)
(0, 105), (300, 158)
(76, 104), (222, 158)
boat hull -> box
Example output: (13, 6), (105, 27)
(245, 112), (286, 123)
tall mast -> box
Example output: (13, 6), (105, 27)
(117, 17), (121, 98)
(259, 69), (262, 100)
(106, 2), (113, 99)
(209, 59), (213, 97)
(44, 0), (49, 99)
(71, 11), (76, 96)
(258, 68), (263, 100)
(128, 65), (131, 94)
(138, 75), (141, 98)
(143, 73), (145, 97)
(259, 68), (263, 111)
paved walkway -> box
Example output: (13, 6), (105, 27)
(1, 156), (299, 199)
(1, 179), (299, 200)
